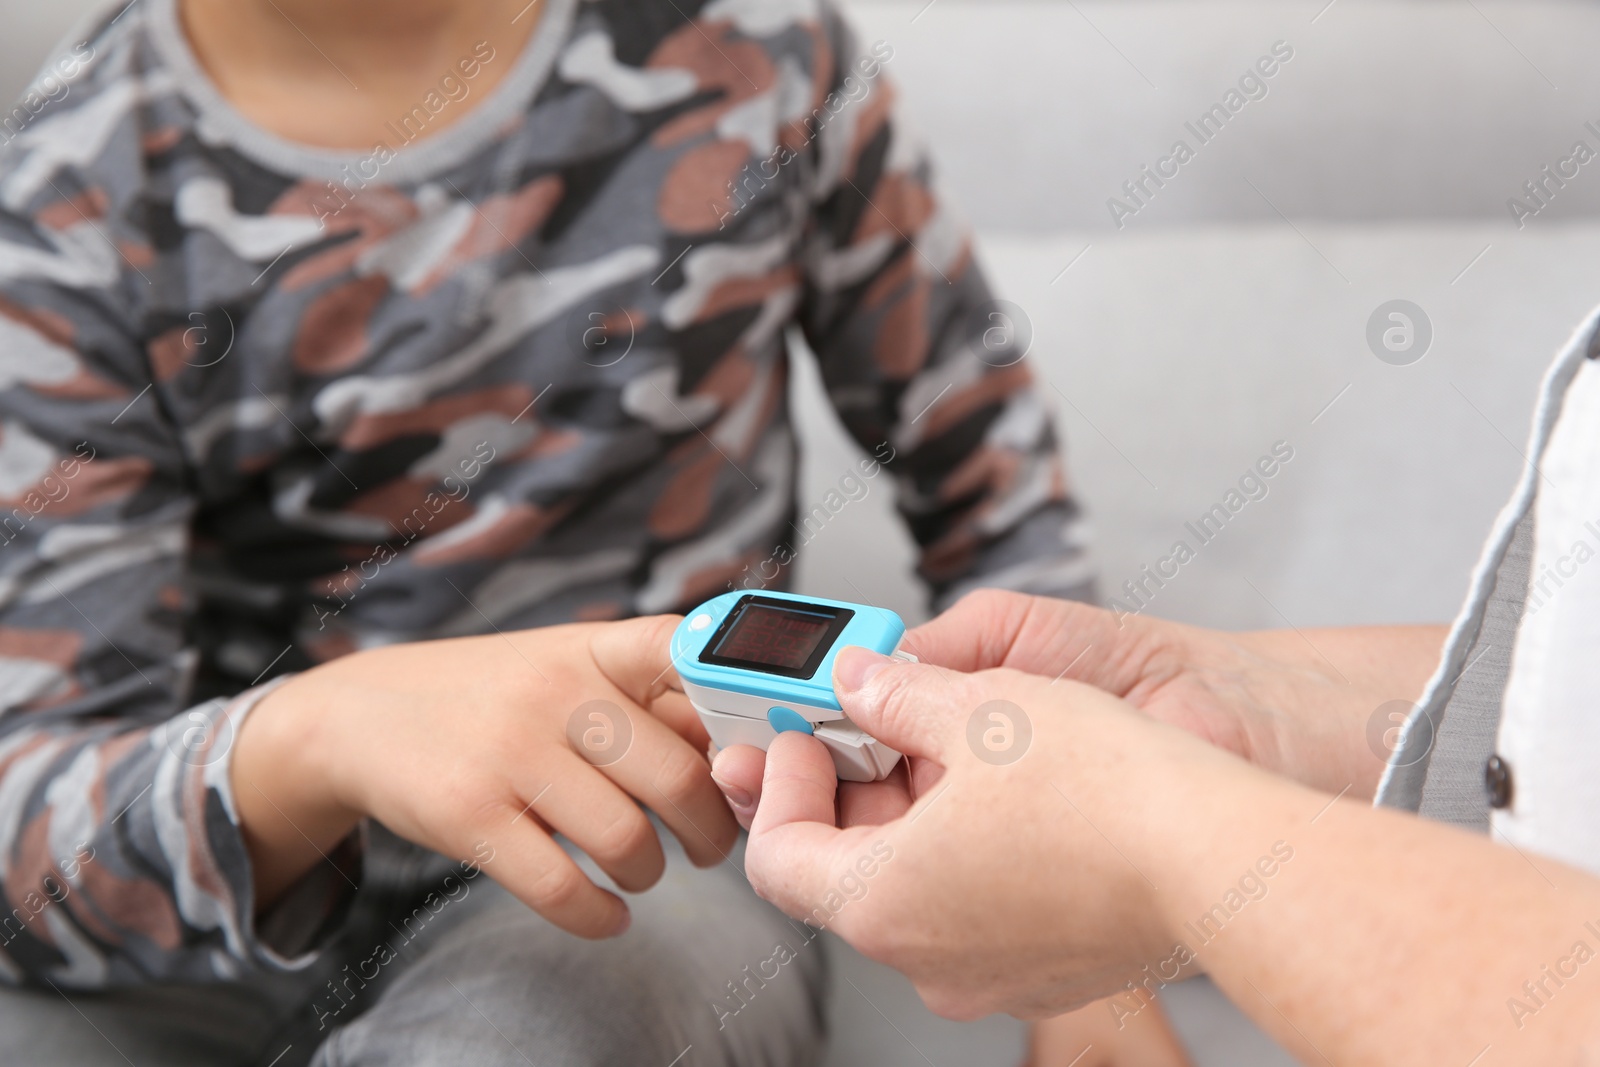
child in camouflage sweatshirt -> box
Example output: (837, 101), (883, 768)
(0, 0), (1090, 1062)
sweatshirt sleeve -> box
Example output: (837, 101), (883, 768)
(796, 5), (1094, 611)
(0, 202), (359, 989)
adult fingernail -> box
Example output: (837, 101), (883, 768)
(834, 646), (891, 693)
(711, 771), (754, 811)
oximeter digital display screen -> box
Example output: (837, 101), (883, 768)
(699, 596), (855, 679)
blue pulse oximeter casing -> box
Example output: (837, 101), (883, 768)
(671, 591), (912, 782)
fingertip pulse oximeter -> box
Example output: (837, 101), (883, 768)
(672, 591), (912, 782)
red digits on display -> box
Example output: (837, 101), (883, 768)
(717, 608), (830, 670)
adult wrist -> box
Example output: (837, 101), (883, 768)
(1134, 747), (1328, 959)
(1228, 625), (1446, 796)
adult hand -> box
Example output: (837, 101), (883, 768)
(234, 616), (738, 938)
(711, 588), (1441, 829)
(899, 589), (1446, 797)
(740, 646), (1600, 1067)
(740, 646), (1264, 1019)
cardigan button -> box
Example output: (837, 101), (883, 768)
(1485, 755), (1514, 810)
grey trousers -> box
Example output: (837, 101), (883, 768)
(0, 829), (828, 1067)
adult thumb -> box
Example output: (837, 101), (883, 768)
(833, 646), (970, 763)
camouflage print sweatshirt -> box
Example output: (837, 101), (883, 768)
(0, 0), (1091, 987)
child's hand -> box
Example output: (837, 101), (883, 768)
(1025, 996), (1194, 1067)
(233, 616), (737, 938)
